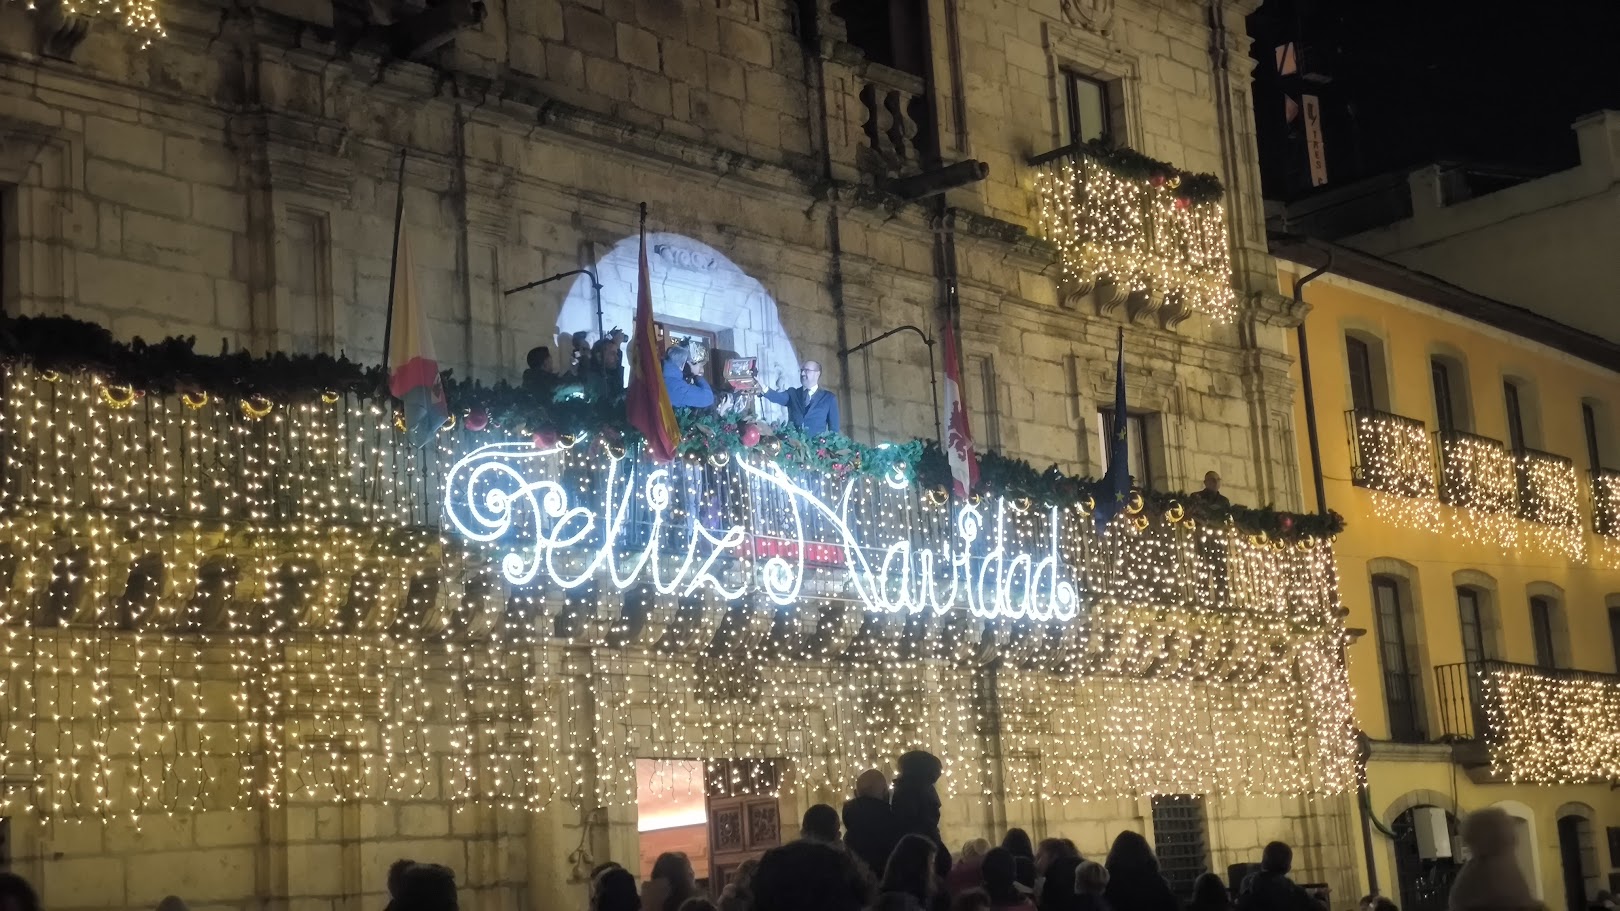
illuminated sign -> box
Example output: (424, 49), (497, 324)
(445, 442), (1080, 622)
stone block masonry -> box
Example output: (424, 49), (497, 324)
(0, 0), (1333, 906)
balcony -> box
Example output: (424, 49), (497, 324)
(1594, 468), (1620, 538)
(1435, 660), (1620, 783)
(1516, 448), (1586, 558)
(1030, 143), (1235, 324)
(1515, 448), (1580, 526)
(1436, 430), (1517, 514)
(1347, 409), (1437, 499)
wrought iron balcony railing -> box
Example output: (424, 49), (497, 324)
(1594, 468), (1620, 538)
(1346, 409), (1437, 499)
(1515, 448), (1581, 528)
(1436, 430), (1517, 515)
(1030, 143), (1235, 322)
(1435, 660), (1620, 783)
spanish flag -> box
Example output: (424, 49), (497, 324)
(387, 224), (449, 449)
(626, 214), (681, 461)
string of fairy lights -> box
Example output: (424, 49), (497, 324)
(1033, 153), (1237, 322)
(11, 0), (164, 46)
(1479, 663), (1620, 785)
(1347, 416), (1611, 559)
(0, 366), (1355, 819)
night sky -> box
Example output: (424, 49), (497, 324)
(1248, 0), (1620, 200)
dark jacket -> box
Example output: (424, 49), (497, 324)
(1103, 871), (1181, 911)
(843, 795), (904, 878)
(763, 386), (839, 434)
(892, 753), (951, 878)
(663, 359), (715, 409)
(1237, 871), (1324, 911)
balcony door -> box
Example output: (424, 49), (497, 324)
(1504, 381), (1528, 453)
(1374, 575), (1425, 742)
(1432, 360), (1458, 434)
(1457, 587), (1488, 666)
(1348, 336), (1376, 413)
(1531, 596), (1558, 669)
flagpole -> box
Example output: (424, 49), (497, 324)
(381, 149), (408, 371)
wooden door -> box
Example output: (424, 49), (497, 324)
(704, 759), (783, 895)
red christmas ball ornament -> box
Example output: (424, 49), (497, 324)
(533, 427), (560, 448)
(1150, 173), (1167, 187)
(1279, 515), (1295, 532)
(464, 407), (489, 432)
(1173, 196), (1192, 210)
(741, 423), (763, 447)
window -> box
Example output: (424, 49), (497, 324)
(1585, 402), (1604, 472)
(1150, 795), (1207, 901)
(1373, 574), (1425, 742)
(1531, 596), (1557, 668)
(1098, 409), (1154, 490)
(1346, 334), (1381, 412)
(1062, 71), (1112, 146)
(1504, 380), (1528, 452)
(1432, 360), (1457, 433)
(1609, 607), (1620, 675)
(1457, 587), (1488, 666)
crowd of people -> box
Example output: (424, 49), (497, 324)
(0, 769), (1565, 911)
(522, 330), (840, 435)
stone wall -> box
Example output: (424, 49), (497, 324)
(0, 0), (1344, 907)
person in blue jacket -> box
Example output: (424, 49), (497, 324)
(762, 361), (840, 435)
(662, 345), (715, 409)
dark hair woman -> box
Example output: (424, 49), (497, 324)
(1038, 856), (1083, 911)
(1102, 832), (1178, 911)
(981, 848), (1036, 911)
(881, 834), (943, 910)
(645, 853), (699, 911)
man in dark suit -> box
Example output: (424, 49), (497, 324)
(763, 361), (840, 434)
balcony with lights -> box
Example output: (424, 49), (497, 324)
(1031, 143), (1235, 326)
(1514, 448), (1586, 558)
(1346, 409), (1438, 500)
(1436, 660), (1620, 784)
(0, 318), (1362, 816)
(1593, 468), (1620, 538)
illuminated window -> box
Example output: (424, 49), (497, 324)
(1061, 71), (1115, 146)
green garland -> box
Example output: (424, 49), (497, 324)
(0, 315), (1342, 542)
(1067, 139), (1225, 205)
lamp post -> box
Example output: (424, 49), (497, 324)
(839, 325), (941, 443)
(505, 268), (607, 340)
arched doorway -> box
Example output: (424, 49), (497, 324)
(556, 232), (802, 425)
(1556, 814), (1593, 911)
(1392, 806), (1461, 911)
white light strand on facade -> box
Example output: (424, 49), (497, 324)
(1516, 452), (1586, 561)
(13, 0), (165, 46)
(1351, 412), (1440, 529)
(1033, 155), (1237, 321)
(0, 367), (1357, 818)
(1481, 664), (1620, 785)
(1439, 434), (1519, 551)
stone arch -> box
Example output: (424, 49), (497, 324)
(557, 232), (802, 424)
(1490, 799), (1543, 899)
(1382, 788), (1458, 826)
(1452, 568), (1503, 662)
(1555, 802), (1601, 906)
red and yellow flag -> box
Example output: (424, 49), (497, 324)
(625, 221), (681, 461)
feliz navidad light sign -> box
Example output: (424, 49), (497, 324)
(445, 442), (1082, 622)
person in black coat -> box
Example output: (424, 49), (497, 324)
(844, 768), (904, 879)
(892, 750), (952, 878)
(1103, 831), (1180, 911)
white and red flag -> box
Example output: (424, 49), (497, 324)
(940, 319), (979, 498)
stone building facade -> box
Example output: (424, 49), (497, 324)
(0, 0), (1356, 909)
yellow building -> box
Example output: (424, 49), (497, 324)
(1277, 236), (1620, 911)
